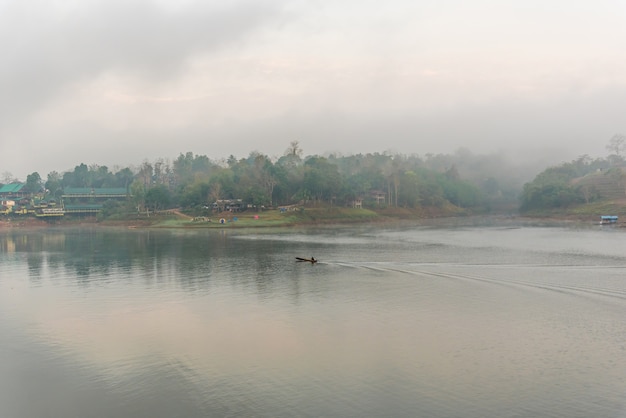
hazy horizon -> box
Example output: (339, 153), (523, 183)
(2, 0), (625, 180)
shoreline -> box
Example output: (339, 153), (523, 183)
(0, 211), (606, 232)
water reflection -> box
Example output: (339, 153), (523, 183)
(0, 228), (304, 292)
(0, 225), (625, 417)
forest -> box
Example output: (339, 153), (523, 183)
(519, 135), (626, 214)
(3, 142), (532, 217)
(5, 137), (626, 218)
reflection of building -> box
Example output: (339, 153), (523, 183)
(62, 187), (129, 214)
(4, 236), (16, 253)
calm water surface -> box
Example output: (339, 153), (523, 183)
(1, 220), (625, 417)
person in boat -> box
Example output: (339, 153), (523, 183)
(295, 256), (317, 263)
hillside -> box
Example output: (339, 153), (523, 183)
(572, 168), (626, 201)
(549, 167), (626, 219)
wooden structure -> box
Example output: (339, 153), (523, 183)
(0, 183), (27, 199)
(62, 187), (129, 215)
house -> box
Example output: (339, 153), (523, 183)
(35, 207), (65, 217)
(0, 183), (27, 199)
(62, 187), (129, 214)
(370, 190), (386, 205)
(62, 187), (129, 199)
(212, 199), (244, 212)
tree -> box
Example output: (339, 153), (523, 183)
(91, 165), (114, 188)
(179, 180), (210, 208)
(209, 181), (222, 206)
(63, 163), (90, 187)
(520, 183), (583, 212)
(420, 179), (445, 207)
(342, 172), (372, 203)
(254, 154), (277, 206)
(138, 161), (153, 189)
(191, 154), (212, 175)
(302, 157), (342, 204)
(25, 172), (42, 193)
(45, 171), (62, 198)
(398, 171), (420, 207)
(606, 134), (626, 164)
(145, 185), (171, 211)
(440, 176), (482, 208)
(130, 180), (146, 212)
(153, 159), (167, 186)
(285, 140), (303, 158)
(2, 172), (17, 184)
(114, 167), (135, 190)
(606, 134), (626, 156)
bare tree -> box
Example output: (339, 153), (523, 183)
(209, 182), (222, 209)
(138, 161), (153, 188)
(1, 171), (17, 184)
(285, 140), (303, 158)
(606, 134), (626, 159)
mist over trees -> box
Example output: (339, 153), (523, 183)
(520, 135), (626, 213)
(2, 144), (544, 216)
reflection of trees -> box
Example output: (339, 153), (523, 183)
(26, 253), (44, 282)
(1, 230), (301, 295)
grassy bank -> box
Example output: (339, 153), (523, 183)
(521, 199), (626, 221)
(0, 203), (483, 230)
(148, 207), (383, 228)
(92, 204), (472, 229)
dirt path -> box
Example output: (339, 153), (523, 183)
(165, 209), (193, 220)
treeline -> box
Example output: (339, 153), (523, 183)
(517, 134), (626, 213)
(519, 155), (626, 213)
(11, 143), (529, 215)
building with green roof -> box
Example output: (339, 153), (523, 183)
(62, 187), (130, 214)
(62, 188), (129, 198)
(0, 183), (27, 198)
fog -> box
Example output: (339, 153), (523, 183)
(2, 0), (626, 180)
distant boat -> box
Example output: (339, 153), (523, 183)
(295, 257), (317, 263)
(600, 215), (618, 225)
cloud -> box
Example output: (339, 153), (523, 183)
(0, 0), (288, 130)
(2, 0), (626, 180)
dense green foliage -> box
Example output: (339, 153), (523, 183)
(4, 145), (533, 216)
(8, 137), (626, 218)
(519, 155), (618, 213)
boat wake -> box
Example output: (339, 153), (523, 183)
(324, 260), (626, 302)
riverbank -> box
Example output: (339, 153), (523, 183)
(105, 207), (408, 228)
(3, 204), (612, 230)
(106, 205), (478, 228)
(0, 205), (474, 229)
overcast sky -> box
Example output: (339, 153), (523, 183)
(2, 0), (626, 180)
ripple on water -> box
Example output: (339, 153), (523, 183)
(1, 225), (626, 417)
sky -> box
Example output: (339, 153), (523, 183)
(2, 0), (626, 180)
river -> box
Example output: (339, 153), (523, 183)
(0, 220), (625, 417)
